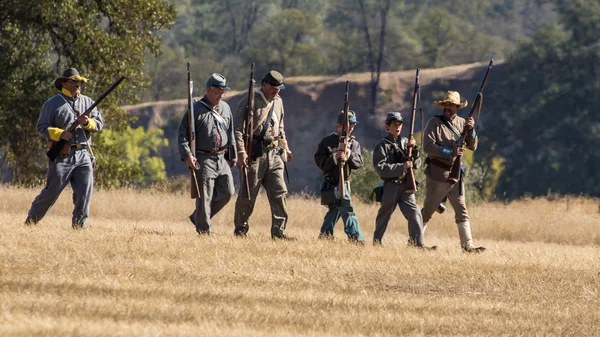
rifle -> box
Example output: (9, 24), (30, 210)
(448, 51), (496, 184)
(338, 81), (350, 198)
(241, 63), (255, 199)
(187, 63), (201, 199)
(405, 69), (420, 193)
(46, 75), (125, 162)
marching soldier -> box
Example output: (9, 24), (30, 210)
(233, 70), (294, 240)
(314, 110), (365, 243)
(372, 112), (435, 249)
(178, 73), (237, 235)
(421, 91), (485, 252)
(25, 68), (103, 229)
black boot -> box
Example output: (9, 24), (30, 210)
(272, 234), (297, 241)
(234, 222), (249, 237)
(24, 216), (37, 226)
(408, 239), (437, 250)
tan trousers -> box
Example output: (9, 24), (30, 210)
(234, 148), (288, 237)
(422, 176), (474, 248)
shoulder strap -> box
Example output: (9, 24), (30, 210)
(259, 101), (276, 138)
(435, 115), (461, 139)
(199, 100), (228, 131)
(59, 95), (95, 153)
(381, 137), (407, 159)
(59, 95), (84, 133)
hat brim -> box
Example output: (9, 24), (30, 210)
(272, 83), (285, 89)
(386, 118), (403, 124)
(207, 84), (231, 90)
(54, 75), (88, 90)
(337, 118), (358, 124)
(433, 100), (468, 109)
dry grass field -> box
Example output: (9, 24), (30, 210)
(1, 186), (598, 336)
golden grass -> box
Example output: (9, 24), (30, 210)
(1, 186), (598, 336)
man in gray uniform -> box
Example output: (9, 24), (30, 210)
(25, 68), (103, 229)
(233, 70), (294, 240)
(314, 110), (365, 243)
(178, 73), (237, 235)
(372, 112), (435, 249)
(421, 91), (485, 253)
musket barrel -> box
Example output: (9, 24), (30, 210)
(187, 63), (200, 198)
(242, 63), (255, 199)
(339, 81), (350, 198)
(448, 52), (495, 183)
(405, 69), (420, 193)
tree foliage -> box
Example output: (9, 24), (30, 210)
(100, 126), (169, 187)
(349, 148), (381, 202)
(487, 0), (600, 197)
(244, 9), (323, 75)
(0, 0), (175, 186)
(143, 0), (553, 101)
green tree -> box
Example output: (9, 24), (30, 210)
(100, 126), (169, 186)
(326, 0), (399, 115)
(350, 148), (381, 202)
(0, 0), (175, 186)
(488, 0), (600, 197)
(143, 46), (187, 102)
(418, 8), (465, 67)
(243, 8), (323, 76)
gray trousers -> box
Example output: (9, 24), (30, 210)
(28, 148), (94, 228)
(190, 152), (235, 234)
(234, 148), (288, 237)
(373, 180), (424, 245)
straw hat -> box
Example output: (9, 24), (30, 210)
(433, 91), (468, 109)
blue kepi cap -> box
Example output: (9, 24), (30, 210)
(385, 111), (404, 124)
(206, 73), (231, 90)
(337, 110), (357, 124)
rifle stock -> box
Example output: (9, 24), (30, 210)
(338, 81), (350, 198)
(242, 64), (255, 199)
(46, 76), (125, 162)
(448, 52), (495, 183)
(187, 63), (201, 199)
(405, 69), (420, 193)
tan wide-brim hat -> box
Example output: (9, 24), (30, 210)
(433, 91), (468, 109)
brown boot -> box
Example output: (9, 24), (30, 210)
(463, 245), (486, 253)
(318, 233), (334, 241)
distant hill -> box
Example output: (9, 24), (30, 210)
(123, 61), (506, 192)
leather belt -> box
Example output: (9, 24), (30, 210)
(429, 158), (452, 170)
(70, 144), (88, 149)
(386, 176), (405, 184)
(198, 146), (228, 154)
(254, 135), (281, 147)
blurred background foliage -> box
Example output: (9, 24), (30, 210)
(2, 0), (600, 199)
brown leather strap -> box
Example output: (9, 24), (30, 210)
(198, 145), (228, 154)
(429, 158), (452, 170)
